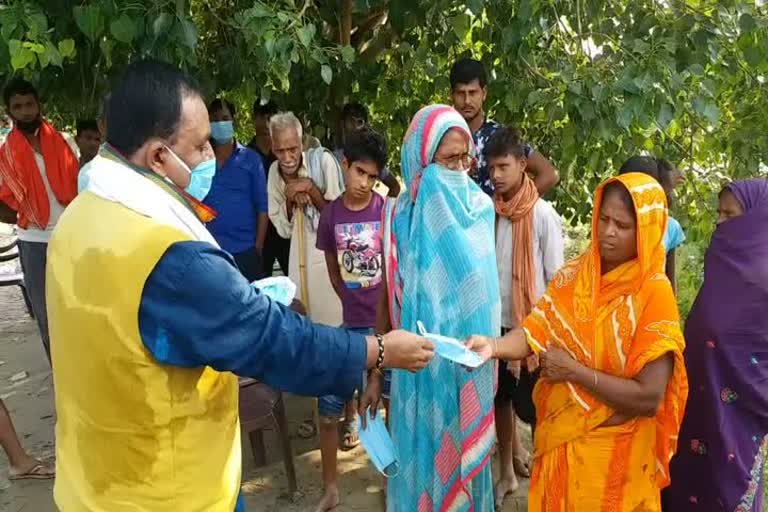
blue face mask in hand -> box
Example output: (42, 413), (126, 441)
(358, 412), (399, 476)
(164, 146), (216, 201)
(251, 276), (296, 306)
(416, 321), (484, 368)
(210, 121), (234, 145)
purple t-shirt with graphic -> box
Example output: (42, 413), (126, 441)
(316, 193), (385, 328)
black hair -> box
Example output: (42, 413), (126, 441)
(619, 155), (675, 204)
(449, 58), (487, 89)
(208, 97), (236, 119)
(484, 126), (527, 161)
(3, 77), (38, 108)
(107, 60), (203, 157)
(342, 128), (387, 173)
(341, 102), (369, 124)
(252, 100), (278, 118)
(602, 181), (637, 220)
(619, 155), (660, 181)
(655, 158), (675, 191)
(76, 119), (100, 137)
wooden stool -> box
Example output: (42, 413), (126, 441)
(238, 378), (297, 494)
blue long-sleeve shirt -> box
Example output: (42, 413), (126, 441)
(137, 240), (367, 399)
(203, 143), (268, 254)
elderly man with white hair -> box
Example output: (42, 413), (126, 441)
(267, 112), (344, 326)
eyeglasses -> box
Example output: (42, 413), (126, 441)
(434, 152), (475, 171)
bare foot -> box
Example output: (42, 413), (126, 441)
(494, 475), (519, 510)
(513, 452), (531, 478)
(314, 486), (340, 512)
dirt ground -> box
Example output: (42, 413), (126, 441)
(0, 225), (529, 512)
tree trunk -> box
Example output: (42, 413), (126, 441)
(340, 0), (353, 46)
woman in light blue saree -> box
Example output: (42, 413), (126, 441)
(368, 105), (500, 511)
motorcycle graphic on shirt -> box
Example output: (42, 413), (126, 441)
(334, 221), (382, 289)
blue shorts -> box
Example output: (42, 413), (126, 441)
(318, 327), (391, 418)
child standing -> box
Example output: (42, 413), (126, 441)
(315, 128), (389, 512)
(487, 127), (565, 508)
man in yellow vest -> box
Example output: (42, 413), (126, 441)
(46, 60), (434, 512)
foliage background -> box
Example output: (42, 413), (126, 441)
(2, 0), (768, 315)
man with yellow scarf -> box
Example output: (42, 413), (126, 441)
(46, 60), (434, 512)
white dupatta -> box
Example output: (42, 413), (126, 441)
(82, 152), (218, 247)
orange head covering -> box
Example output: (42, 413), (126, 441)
(523, 172), (687, 489)
(573, 172), (669, 321)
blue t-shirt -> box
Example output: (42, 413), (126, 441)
(204, 143), (268, 254)
(662, 217), (685, 253)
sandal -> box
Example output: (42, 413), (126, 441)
(513, 453), (531, 478)
(339, 417), (359, 451)
(9, 460), (54, 480)
(297, 419), (317, 439)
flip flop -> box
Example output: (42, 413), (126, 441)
(9, 461), (54, 480)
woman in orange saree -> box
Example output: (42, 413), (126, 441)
(466, 173), (689, 511)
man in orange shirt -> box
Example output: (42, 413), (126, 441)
(0, 78), (79, 363)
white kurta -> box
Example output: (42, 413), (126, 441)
(495, 199), (565, 329)
(268, 152), (343, 326)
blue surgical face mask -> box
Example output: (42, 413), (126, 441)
(251, 276), (296, 305)
(357, 412), (399, 476)
(416, 320), (484, 368)
(210, 121), (234, 145)
(164, 146), (216, 201)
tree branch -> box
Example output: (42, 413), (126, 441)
(340, 0), (353, 46)
(351, 7), (388, 46)
(359, 28), (395, 63)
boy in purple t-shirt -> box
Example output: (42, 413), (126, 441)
(315, 128), (389, 511)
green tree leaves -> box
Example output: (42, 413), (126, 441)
(110, 15), (137, 44)
(73, 5), (104, 43)
(321, 64), (333, 85)
(0, 0), (765, 236)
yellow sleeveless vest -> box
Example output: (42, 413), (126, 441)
(47, 192), (240, 511)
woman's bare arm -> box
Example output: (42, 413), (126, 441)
(541, 347), (674, 418)
(495, 328), (534, 360)
(465, 328), (533, 363)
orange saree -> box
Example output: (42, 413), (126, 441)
(521, 173), (689, 511)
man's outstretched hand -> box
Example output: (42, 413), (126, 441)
(375, 330), (434, 372)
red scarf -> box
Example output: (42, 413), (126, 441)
(0, 120), (79, 229)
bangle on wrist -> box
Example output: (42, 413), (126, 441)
(492, 337), (499, 358)
(592, 369), (598, 389)
(375, 334), (385, 370)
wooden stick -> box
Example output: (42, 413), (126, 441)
(296, 208), (311, 316)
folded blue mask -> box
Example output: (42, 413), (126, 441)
(416, 321), (484, 368)
(251, 276), (296, 306)
(358, 412), (399, 476)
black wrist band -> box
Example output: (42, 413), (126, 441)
(375, 334), (385, 370)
